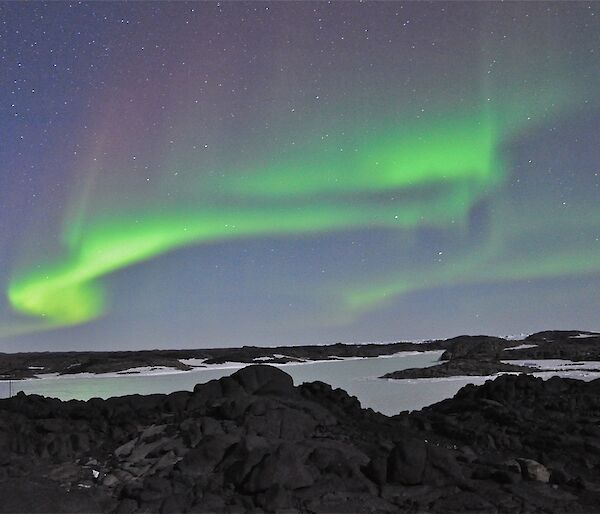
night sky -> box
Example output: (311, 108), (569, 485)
(2, 2), (600, 351)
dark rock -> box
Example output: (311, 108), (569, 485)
(221, 435), (270, 488)
(387, 438), (426, 485)
(383, 358), (535, 379)
(550, 467), (570, 485)
(255, 484), (293, 512)
(159, 495), (186, 514)
(176, 433), (238, 478)
(440, 335), (512, 360)
(113, 498), (138, 514)
(230, 364), (295, 396)
(115, 438), (138, 458)
(430, 491), (498, 513)
(1, 361), (600, 513)
(423, 444), (465, 487)
(139, 476), (172, 501)
(244, 443), (315, 493)
(363, 455), (387, 486)
(140, 424), (168, 442)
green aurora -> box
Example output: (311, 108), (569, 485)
(5, 95), (600, 336)
(7, 107), (502, 329)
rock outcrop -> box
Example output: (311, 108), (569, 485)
(382, 358), (535, 379)
(382, 330), (600, 379)
(1, 365), (599, 512)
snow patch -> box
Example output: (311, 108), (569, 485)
(502, 359), (600, 371)
(179, 358), (207, 367)
(503, 333), (529, 341)
(504, 344), (538, 351)
(115, 366), (186, 376)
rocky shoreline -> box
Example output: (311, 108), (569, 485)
(1, 364), (599, 512)
(2, 330), (598, 383)
(0, 341), (447, 381)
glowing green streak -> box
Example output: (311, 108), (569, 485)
(8, 186), (481, 325)
(7, 107), (502, 329)
(221, 113), (499, 199)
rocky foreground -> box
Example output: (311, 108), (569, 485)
(1, 364), (600, 513)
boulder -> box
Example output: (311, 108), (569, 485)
(230, 365), (295, 396)
(518, 458), (551, 482)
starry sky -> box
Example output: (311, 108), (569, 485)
(2, 2), (600, 351)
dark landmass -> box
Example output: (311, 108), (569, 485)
(382, 358), (536, 379)
(441, 331), (600, 361)
(1, 364), (599, 513)
(0, 340), (448, 381)
(382, 331), (600, 380)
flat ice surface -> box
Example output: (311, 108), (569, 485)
(0, 352), (446, 414)
(3, 352), (600, 415)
